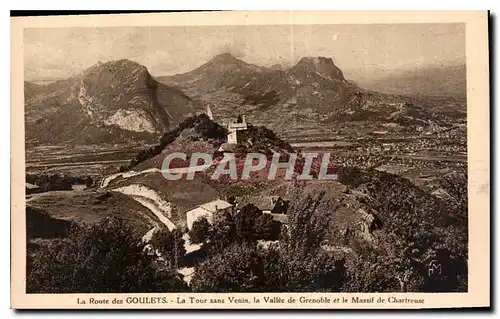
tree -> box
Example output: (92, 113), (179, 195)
(254, 212), (279, 240)
(190, 243), (266, 292)
(189, 217), (211, 245)
(233, 204), (278, 242)
(208, 211), (237, 253)
(191, 192), (345, 292)
(341, 239), (408, 292)
(27, 218), (188, 293)
(270, 192), (345, 292)
(234, 204), (262, 241)
(150, 228), (186, 268)
(338, 169), (468, 292)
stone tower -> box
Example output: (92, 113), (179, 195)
(226, 114), (248, 144)
(206, 105), (214, 120)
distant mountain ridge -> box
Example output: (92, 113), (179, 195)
(159, 54), (358, 116)
(350, 64), (466, 98)
(24, 81), (44, 101)
(25, 59), (197, 145)
(157, 53), (444, 128)
(25, 54), (464, 146)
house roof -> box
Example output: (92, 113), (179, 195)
(199, 199), (233, 213)
(266, 212), (289, 224)
(237, 196), (282, 211)
(185, 206), (212, 216)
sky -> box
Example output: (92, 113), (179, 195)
(24, 23), (465, 82)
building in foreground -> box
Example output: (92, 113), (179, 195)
(236, 195), (289, 223)
(185, 199), (234, 230)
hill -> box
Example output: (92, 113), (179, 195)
(26, 116), (467, 292)
(24, 81), (45, 102)
(25, 59), (197, 145)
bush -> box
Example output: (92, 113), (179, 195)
(234, 204), (263, 242)
(208, 212), (237, 253)
(27, 218), (188, 293)
(150, 228), (186, 268)
(190, 193), (345, 292)
(338, 169), (468, 292)
(190, 243), (266, 292)
(127, 114), (227, 170)
(189, 217), (211, 245)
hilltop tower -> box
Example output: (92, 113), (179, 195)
(226, 114), (248, 144)
(206, 105), (214, 120)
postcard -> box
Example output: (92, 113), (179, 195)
(11, 10), (490, 309)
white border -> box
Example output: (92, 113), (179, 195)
(3, 2), (498, 317)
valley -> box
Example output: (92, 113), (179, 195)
(24, 52), (468, 293)
(25, 143), (152, 177)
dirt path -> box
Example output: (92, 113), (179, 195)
(112, 184), (176, 230)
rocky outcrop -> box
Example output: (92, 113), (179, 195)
(25, 59), (196, 145)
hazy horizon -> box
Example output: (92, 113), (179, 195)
(24, 23), (465, 83)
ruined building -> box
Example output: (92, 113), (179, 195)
(205, 105), (248, 144)
(225, 114), (248, 144)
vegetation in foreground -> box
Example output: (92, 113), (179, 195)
(26, 170), (467, 293)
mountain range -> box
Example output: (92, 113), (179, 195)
(158, 53), (357, 115)
(348, 64), (466, 98)
(24, 53), (464, 145)
(157, 53), (451, 129)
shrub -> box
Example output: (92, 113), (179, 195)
(150, 228), (186, 268)
(27, 218), (188, 293)
(189, 217), (211, 245)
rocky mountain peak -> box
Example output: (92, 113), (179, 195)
(83, 59), (149, 80)
(291, 56), (346, 82)
(210, 53), (242, 64)
(25, 58), (195, 145)
(200, 53), (263, 74)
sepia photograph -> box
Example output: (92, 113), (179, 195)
(10, 11), (490, 309)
